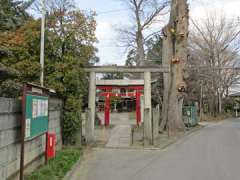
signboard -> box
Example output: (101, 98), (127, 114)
(20, 83), (50, 180)
(25, 94), (49, 140)
(22, 84), (49, 140)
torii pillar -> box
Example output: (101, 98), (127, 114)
(136, 91), (141, 125)
(144, 71), (152, 144)
(104, 93), (110, 126)
(86, 72), (96, 142)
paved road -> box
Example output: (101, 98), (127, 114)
(70, 119), (240, 180)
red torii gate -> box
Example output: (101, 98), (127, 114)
(97, 85), (144, 126)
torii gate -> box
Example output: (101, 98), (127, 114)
(96, 80), (144, 126)
(84, 66), (170, 144)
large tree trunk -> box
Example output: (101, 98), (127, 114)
(161, 0), (189, 135)
(136, 30), (145, 66)
(159, 27), (171, 132)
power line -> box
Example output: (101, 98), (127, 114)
(96, 8), (130, 15)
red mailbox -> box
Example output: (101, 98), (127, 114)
(46, 133), (56, 159)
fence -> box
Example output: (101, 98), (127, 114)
(0, 97), (62, 180)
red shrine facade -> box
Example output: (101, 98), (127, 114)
(96, 85), (144, 126)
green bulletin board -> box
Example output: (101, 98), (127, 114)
(25, 94), (49, 140)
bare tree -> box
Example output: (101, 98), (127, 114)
(31, 0), (75, 15)
(118, 0), (169, 66)
(189, 13), (240, 114)
(160, 0), (189, 134)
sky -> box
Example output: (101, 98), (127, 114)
(76, 0), (131, 65)
(76, 0), (240, 66)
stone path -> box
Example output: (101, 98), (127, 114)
(106, 125), (131, 148)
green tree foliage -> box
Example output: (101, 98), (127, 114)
(125, 49), (137, 66)
(0, 0), (36, 95)
(125, 34), (163, 66)
(146, 35), (163, 65)
(124, 34), (164, 106)
(0, 0), (98, 145)
(44, 6), (98, 144)
(146, 35), (164, 105)
(0, 63), (21, 97)
(102, 72), (124, 80)
(0, 0), (32, 31)
(0, 19), (41, 96)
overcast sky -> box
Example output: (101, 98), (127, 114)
(76, 0), (240, 65)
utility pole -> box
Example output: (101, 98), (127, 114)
(200, 80), (203, 121)
(40, 0), (46, 87)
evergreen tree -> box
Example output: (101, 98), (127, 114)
(0, 0), (98, 145)
(0, 0), (32, 31)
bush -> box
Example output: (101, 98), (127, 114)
(25, 147), (81, 180)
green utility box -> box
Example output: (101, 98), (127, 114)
(183, 106), (198, 127)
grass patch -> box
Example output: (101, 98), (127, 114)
(25, 147), (81, 180)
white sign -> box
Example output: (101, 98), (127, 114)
(32, 87), (43, 94)
(25, 118), (31, 138)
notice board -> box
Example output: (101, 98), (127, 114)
(20, 83), (50, 180)
(25, 94), (49, 140)
(22, 84), (49, 140)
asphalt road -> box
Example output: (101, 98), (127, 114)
(70, 119), (240, 180)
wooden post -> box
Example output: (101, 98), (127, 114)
(20, 85), (26, 180)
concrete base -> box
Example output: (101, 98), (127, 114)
(152, 105), (160, 145)
(143, 108), (152, 145)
